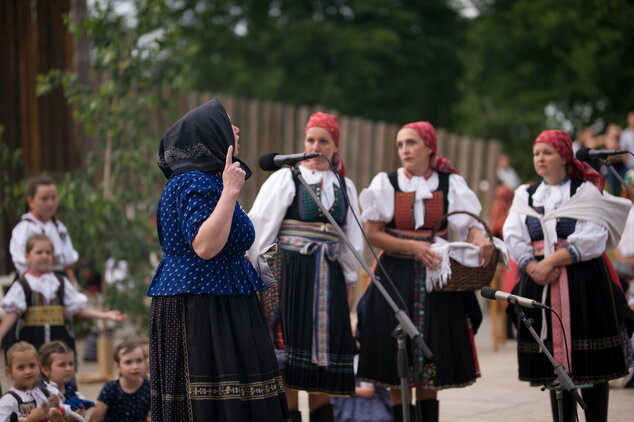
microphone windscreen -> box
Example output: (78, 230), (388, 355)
(480, 286), (496, 300)
(575, 147), (591, 162)
(259, 152), (279, 171)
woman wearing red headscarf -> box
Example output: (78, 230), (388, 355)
(503, 130), (632, 422)
(356, 121), (492, 422)
(248, 112), (362, 422)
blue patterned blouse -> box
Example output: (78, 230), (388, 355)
(147, 171), (264, 296)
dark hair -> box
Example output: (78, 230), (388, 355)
(114, 341), (143, 364)
(38, 341), (73, 379)
(25, 174), (56, 200)
(6, 341), (38, 368)
(25, 233), (54, 254)
(25, 174), (56, 212)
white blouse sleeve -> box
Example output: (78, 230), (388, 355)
(247, 168), (296, 262)
(617, 208), (634, 257)
(502, 186), (535, 269)
(339, 178), (364, 286)
(9, 221), (34, 274)
(62, 278), (88, 316)
(566, 220), (608, 261)
(0, 282), (27, 314)
(359, 172), (395, 223)
(446, 174), (484, 240)
(0, 393), (19, 422)
(55, 220), (79, 268)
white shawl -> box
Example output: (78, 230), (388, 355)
(509, 184), (630, 255)
(509, 184), (630, 343)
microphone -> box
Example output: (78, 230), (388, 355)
(575, 147), (629, 161)
(259, 152), (321, 171)
(481, 287), (549, 310)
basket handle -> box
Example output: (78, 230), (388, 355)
(430, 210), (493, 241)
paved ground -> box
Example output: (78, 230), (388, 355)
(2, 309), (631, 421)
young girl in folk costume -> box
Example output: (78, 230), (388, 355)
(249, 112), (363, 421)
(0, 341), (68, 422)
(503, 130), (632, 422)
(0, 234), (126, 355)
(356, 121), (493, 422)
(89, 341), (150, 422)
(10, 175), (79, 285)
(39, 341), (95, 416)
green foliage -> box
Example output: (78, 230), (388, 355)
(0, 142), (26, 224)
(456, 0), (634, 178)
(36, 0), (192, 331)
(173, 0), (467, 126)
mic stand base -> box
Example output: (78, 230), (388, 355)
(513, 304), (587, 421)
(393, 326), (411, 422)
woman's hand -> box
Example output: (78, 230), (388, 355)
(468, 227), (494, 265)
(222, 146), (245, 196)
(526, 260), (561, 285)
(410, 240), (442, 271)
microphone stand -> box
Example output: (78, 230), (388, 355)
(290, 165), (432, 422)
(598, 157), (634, 197)
(512, 304), (586, 421)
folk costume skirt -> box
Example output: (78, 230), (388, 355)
(357, 253), (482, 389)
(276, 248), (356, 395)
(511, 257), (631, 386)
(149, 294), (290, 422)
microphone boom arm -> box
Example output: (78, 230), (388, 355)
(289, 165), (433, 360)
(599, 157), (634, 198)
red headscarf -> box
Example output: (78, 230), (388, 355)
(402, 121), (459, 175)
(305, 112), (346, 176)
(534, 130), (604, 192)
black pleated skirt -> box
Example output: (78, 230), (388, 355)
(278, 249), (356, 395)
(357, 254), (481, 390)
(511, 257), (630, 386)
(149, 294), (290, 422)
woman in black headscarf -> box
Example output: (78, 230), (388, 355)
(149, 99), (290, 421)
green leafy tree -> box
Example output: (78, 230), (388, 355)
(173, 0), (467, 126)
(457, 0), (634, 177)
(37, 0), (192, 329)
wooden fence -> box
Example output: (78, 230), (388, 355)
(166, 92), (502, 215)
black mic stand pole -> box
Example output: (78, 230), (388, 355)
(290, 165), (432, 422)
(512, 305), (586, 421)
(598, 157), (634, 197)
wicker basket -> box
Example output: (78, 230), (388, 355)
(431, 210), (500, 292)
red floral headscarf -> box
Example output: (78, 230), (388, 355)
(534, 130), (604, 192)
(402, 121), (459, 175)
(305, 112), (346, 176)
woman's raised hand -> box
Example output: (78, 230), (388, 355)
(223, 145), (246, 195)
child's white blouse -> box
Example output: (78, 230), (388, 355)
(0, 273), (87, 315)
(9, 213), (79, 274)
(0, 386), (48, 420)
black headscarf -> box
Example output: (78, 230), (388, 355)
(156, 98), (252, 180)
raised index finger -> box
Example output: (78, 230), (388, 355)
(226, 145), (234, 167)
